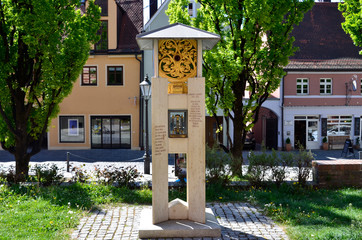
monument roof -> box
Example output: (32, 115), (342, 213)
(136, 23), (220, 50)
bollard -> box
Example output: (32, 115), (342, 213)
(66, 152), (70, 172)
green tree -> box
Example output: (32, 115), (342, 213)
(339, 0), (362, 55)
(167, 0), (313, 176)
(0, 0), (100, 181)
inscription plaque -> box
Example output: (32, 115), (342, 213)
(154, 125), (167, 156)
(189, 93), (203, 128)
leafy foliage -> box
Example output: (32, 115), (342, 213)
(246, 149), (275, 187)
(205, 144), (232, 185)
(246, 147), (314, 187)
(294, 145), (314, 186)
(167, 0), (314, 176)
(339, 0), (362, 55)
(0, 0), (101, 181)
(31, 164), (64, 186)
(0, 165), (15, 183)
(273, 152), (294, 186)
(70, 165), (91, 183)
(94, 165), (141, 188)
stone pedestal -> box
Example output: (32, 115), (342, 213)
(138, 208), (221, 239)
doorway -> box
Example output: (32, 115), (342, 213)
(266, 118), (278, 150)
(294, 116), (319, 149)
(294, 120), (306, 148)
(91, 116), (131, 149)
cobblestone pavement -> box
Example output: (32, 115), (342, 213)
(71, 203), (289, 240)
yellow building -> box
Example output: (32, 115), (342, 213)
(48, 0), (143, 150)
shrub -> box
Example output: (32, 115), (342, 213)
(31, 164), (64, 186)
(205, 144), (232, 186)
(246, 148), (275, 187)
(294, 145), (314, 186)
(94, 165), (141, 188)
(0, 165), (16, 183)
(272, 152), (294, 187)
(70, 165), (91, 183)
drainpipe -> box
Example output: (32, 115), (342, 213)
(135, 51), (144, 149)
(281, 76), (285, 151)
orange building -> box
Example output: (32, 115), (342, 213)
(48, 0), (143, 150)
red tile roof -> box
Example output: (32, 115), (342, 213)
(286, 3), (362, 70)
(114, 0), (143, 53)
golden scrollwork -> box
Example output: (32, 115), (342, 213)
(158, 39), (197, 94)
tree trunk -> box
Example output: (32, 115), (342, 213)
(230, 83), (246, 177)
(14, 141), (31, 182)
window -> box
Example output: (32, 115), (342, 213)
(94, 21), (108, 51)
(188, 3), (194, 17)
(95, 0), (108, 16)
(327, 115), (352, 136)
(296, 78), (309, 95)
(320, 78), (332, 94)
(59, 116), (85, 143)
(81, 66), (97, 85)
(107, 66), (124, 85)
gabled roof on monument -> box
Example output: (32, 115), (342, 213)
(136, 23), (220, 50)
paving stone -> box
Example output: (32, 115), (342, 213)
(71, 203), (289, 240)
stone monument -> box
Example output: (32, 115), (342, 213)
(136, 23), (221, 238)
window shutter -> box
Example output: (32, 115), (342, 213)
(321, 118), (327, 136)
(354, 118), (360, 136)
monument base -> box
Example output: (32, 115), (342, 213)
(138, 208), (221, 239)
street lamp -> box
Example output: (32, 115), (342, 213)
(140, 75), (151, 174)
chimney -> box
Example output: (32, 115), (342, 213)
(150, 0), (157, 19)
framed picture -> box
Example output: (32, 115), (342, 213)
(68, 119), (79, 136)
(168, 110), (187, 138)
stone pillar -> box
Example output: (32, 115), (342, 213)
(187, 77), (206, 223)
(151, 77), (169, 224)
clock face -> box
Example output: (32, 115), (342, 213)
(158, 39), (197, 83)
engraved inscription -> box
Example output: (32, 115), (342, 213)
(154, 125), (167, 156)
(189, 93), (203, 128)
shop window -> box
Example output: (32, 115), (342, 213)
(107, 66), (124, 85)
(59, 116), (85, 143)
(296, 78), (309, 95)
(320, 78), (332, 94)
(94, 21), (108, 51)
(81, 66), (97, 85)
(327, 115), (352, 136)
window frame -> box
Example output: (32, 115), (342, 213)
(320, 78), (332, 95)
(59, 116), (85, 143)
(81, 66), (98, 86)
(107, 65), (124, 86)
(296, 78), (309, 95)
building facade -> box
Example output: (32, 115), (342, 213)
(48, 0), (143, 150)
(283, 2), (362, 150)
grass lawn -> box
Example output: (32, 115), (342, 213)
(0, 183), (361, 240)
